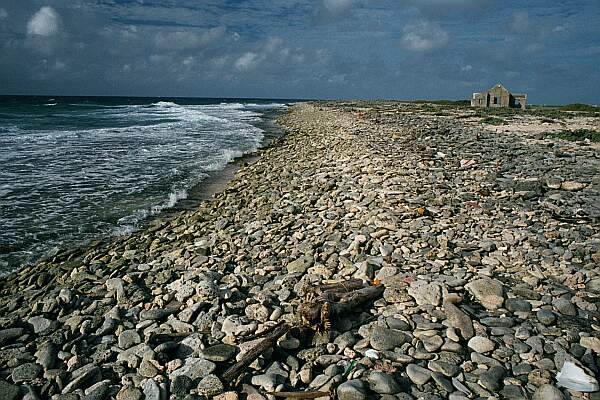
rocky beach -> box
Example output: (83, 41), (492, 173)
(1, 101), (599, 400)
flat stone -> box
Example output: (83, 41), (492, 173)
(62, 363), (101, 394)
(142, 379), (161, 400)
(479, 366), (506, 391)
(12, 362), (42, 383)
(171, 375), (193, 398)
(286, 255), (314, 274)
(84, 380), (111, 400)
(140, 308), (176, 321)
(468, 336), (495, 353)
(443, 301), (474, 340)
(0, 379), (20, 400)
(28, 316), (53, 334)
(369, 325), (408, 351)
(116, 386), (142, 400)
(536, 309), (556, 326)
(408, 280), (442, 306)
(580, 336), (600, 354)
(406, 364), (431, 385)
(505, 298), (531, 313)
(35, 342), (58, 369)
(422, 335), (444, 352)
(428, 360), (459, 377)
(337, 379), (367, 400)
(197, 374), (224, 396)
(118, 330), (141, 349)
(532, 384), (565, 400)
(465, 277), (504, 310)
(0, 328), (26, 345)
(368, 371), (401, 394)
(170, 357), (216, 382)
(201, 344), (238, 362)
(552, 298), (576, 316)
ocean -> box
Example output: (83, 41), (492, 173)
(0, 96), (289, 275)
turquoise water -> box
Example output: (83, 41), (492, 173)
(0, 96), (288, 274)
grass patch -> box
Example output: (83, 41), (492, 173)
(480, 116), (505, 125)
(561, 103), (600, 112)
(549, 129), (600, 142)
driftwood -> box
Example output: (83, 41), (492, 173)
(222, 280), (384, 387)
(297, 279), (384, 331)
(222, 323), (291, 384)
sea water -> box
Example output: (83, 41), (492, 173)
(0, 96), (288, 275)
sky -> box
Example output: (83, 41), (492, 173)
(0, 0), (599, 104)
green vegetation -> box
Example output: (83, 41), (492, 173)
(561, 103), (600, 112)
(548, 129), (600, 142)
(480, 116), (505, 125)
(413, 99), (471, 107)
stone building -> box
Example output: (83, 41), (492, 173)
(471, 83), (527, 109)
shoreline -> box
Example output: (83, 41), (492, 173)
(0, 102), (598, 399)
(0, 105), (287, 278)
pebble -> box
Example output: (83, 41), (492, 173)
(0, 102), (598, 400)
(468, 336), (496, 353)
(406, 364), (431, 385)
(532, 384), (565, 400)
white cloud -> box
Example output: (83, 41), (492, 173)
(27, 6), (60, 36)
(323, 0), (353, 13)
(401, 21), (449, 51)
(235, 52), (260, 71)
(0, 8), (8, 19)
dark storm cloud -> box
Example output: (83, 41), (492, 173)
(0, 0), (599, 103)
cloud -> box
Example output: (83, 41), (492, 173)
(401, 21), (449, 51)
(153, 27), (225, 50)
(27, 6), (60, 36)
(0, 8), (8, 19)
(235, 52), (260, 71)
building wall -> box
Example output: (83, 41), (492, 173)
(471, 85), (526, 109)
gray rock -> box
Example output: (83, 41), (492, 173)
(368, 371), (401, 394)
(286, 255), (314, 274)
(337, 379), (368, 400)
(505, 298), (531, 313)
(532, 384), (565, 400)
(468, 336), (495, 353)
(500, 385), (526, 399)
(83, 380), (111, 400)
(0, 328), (26, 345)
(406, 364), (431, 385)
(201, 344), (237, 362)
(197, 374), (224, 396)
(27, 316), (53, 334)
(369, 325), (408, 351)
(408, 280), (442, 306)
(536, 309), (556, 325)
(171, 375), (193, 398)
(170, 357), (216, 382)
(118, 330), (141, 349)
(116, 386), (142, 400)
(443, 302), (474, 340)
(479, 366), (505, 391)
(35, 342), (58, 370)
(139, 308), (175, 321)
(553, 298), (576, 316)
(142, 379), (161, 400)
(428, 360), (459, 377)
(0, 379), (20, 400)
(586, 278), (600, 294)
(62, 364), (101, 394)
(465, 277), (504, 310)
(12, 363), (42, 383)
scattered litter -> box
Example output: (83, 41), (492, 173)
(365, 349), (379, 359)
(460, 159), (476, 168)
(556, 361), (599, 392)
